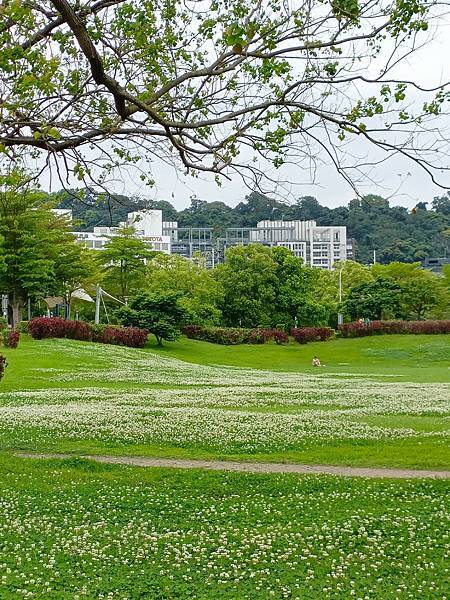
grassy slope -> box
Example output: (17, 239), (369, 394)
(0, 335), (448, 469)
(1, 333), (448, 388)
(149, 334), (450, 383)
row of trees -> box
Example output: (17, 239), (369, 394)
(142, 247), (450, 329)
(1, 190), (449, 330)
(57, 190), (450, 265)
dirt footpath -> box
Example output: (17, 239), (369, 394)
(15, 452), (450, 479)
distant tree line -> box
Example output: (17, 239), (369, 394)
(55, 189), (450, 264)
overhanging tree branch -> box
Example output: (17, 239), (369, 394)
(0, 0), (448, 191)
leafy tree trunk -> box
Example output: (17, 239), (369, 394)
(10, 300), (23, 327)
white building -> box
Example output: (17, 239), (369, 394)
(58, 208), (348, 269)
(252, 220), (347, 268)
(71, 209), (171, 254)
(222, 219), (348, 269)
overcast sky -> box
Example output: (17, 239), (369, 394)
(42, 14), (450, 211)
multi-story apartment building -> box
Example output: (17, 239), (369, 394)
(164, 218), (349, 269)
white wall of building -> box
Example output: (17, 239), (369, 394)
(72, 210), (171, 254)
(253, 220), (347, 269)
(127, 210), (163, 237)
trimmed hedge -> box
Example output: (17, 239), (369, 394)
(183, 325), (251, 345)
(272, 329), (289, 344)
(291, 327), (334, 344)
(338, 320), (450, 337)
(28, 317), (148, 348)
(182, 325), (288, 345)
(93, 324), (148, 347)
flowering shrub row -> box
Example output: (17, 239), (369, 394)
(28, 317), (148, 348)
(182, 325), (289, 345)
(338, 320), (450, 337)
(291, 327), (334, 344)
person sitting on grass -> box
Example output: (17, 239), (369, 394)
(312, 356), (322, 367)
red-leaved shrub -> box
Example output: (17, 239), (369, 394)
(272, 329), (289, 344)
(182, 325), (249, 345)
(338, 320), (450, 337)
(247, 328), (275, 344)
(2, 329), (20, 348)
(291, 327), (334, 344)
(182, 325), (204, 339)
(29, 317), (148, 348)
(92, 324), (148, 348)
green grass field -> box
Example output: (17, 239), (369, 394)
(0, 454), (448, 599)
(0, 334), (448, 598)
(0, 334), (448, 468)
(150, 333), (450, 383)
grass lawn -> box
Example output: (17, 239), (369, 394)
(0, 334), (448, 598)
(149, 334), (450, 383)
(0, 334), (448, 469)
(0, 453), (448, 599)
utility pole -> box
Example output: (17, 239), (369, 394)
(373, 250), (377, 265)
(94, 285), (101, 325)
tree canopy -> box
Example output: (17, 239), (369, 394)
(344, 278), (403, 321)
(214, 245), (325, 328)
(96, 225), (155, 300)
(1, 0), (448, 191)
(0, 183), (90, 325)
(118, 291), (188, 346)
(146, 253), (224, 326)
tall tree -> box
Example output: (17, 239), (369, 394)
(53, 244), (98, 318)
(146, 254), (223, 325)
(344, 278), (403, 321)
(271, 246), (326, 327)
(372, 262), (449, 319)
(314, 260), (374, 319)
(0, 180), (83, 325)
(96, 226), (154, 300)
(214, 245), (277, 327)
(0, 1), (448, 191)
